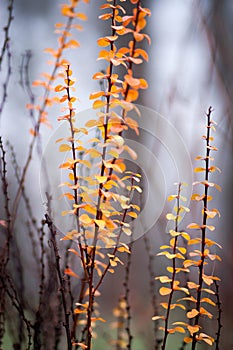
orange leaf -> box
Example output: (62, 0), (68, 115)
(66, 39), (80, 48)
(80, 214), (93, 225)
(76, 13), (87, 21)
(89, 91), (105, 100)
(187, 309), (199, 319)
(126, 89), (139, 102)
(139, 78), (148, 89)
(159, 287), (172, 296)
(194, 167), (205, 172)
(187, 324), (200, 335)
(124, 74), (140, 88)
(187, 223), (201, 229)
(64, 268), (79, 278)
(93, 99), (106, 109)
(97, 35), (118, 46)
(59, 144), (71, 152)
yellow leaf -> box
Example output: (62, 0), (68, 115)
(59, 144), (71, 152)
(93, 99), (106, 109)
(156, 276), (172, 283)
(205, 208), (220, 218)
(188, 238), (201, 245)
(83, 204), (96, 216)
(177, 247), (186, 254)
(80, 214), (93, 225)
(167, 195), (177, 201)
(201, 297), (216, 306)
(79, 159), (91, 168)
(94, 219), (105, 229)
(174, 326), (185, 333)
(95, 175), (107, 183)
(122, 227), (131, 236)
(159, 287), (172, 296)
(87, 149), (102, 158)
(76, 13), (88, 21)
(85, 119), (99, 128)
(187, 223), (200, 229)
(167, 266), (174, 273)
(127, 211), (137, 218)
(166, 213), (176, 220)
(191, 193), (205, 201)
(194, 167), (205, 172)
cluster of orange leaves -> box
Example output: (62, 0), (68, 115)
(54, 0), (150, 252)
(153, 113), (221, 348)
(53, 1), (150, 340)
(56, 67), (141, 249)
(27, 0), (89, 136)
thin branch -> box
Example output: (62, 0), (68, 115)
(0, 0), (14, 70)
(123, 243), (133, 350)
(45, 214), (72, 350)
(1, 274), (32, 350)
(144, 234), (160, 350)
(214, 281), (223, 350)
(0, 44), (12, 116)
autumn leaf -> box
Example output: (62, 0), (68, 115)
(59, 144), (71, 152)
(187, 309), (199, 319)
(159, 287), (172, 296)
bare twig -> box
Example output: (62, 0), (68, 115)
(1, 273), (32, 350)
(45, 214), (72, 350)
(0, 0), (14, 70)
(0, 44), (12, 116)
(214, 281), (223, 350)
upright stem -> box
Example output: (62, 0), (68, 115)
(191, 106), (213, 350)
(161, 183), (181, 350)
(45, 215), (72, 350)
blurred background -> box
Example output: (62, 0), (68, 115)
(0, 0), (232, 349)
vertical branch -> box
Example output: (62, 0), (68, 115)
(10, 0), (85, 232)
(0, 44), (12, 116)
(160, 183), (182, 350)
(33, 222), (46, 349)
(184, 106), (221, 348)
(214, 281), (222, 350)
(144, 234), (160, 350)
(19, 51), (36, 125)
(191, 106), (213, 350)
(45, 215), (72, 350)
(123, 242), (133, 350)
(0, 137), (12, 347)
(1, 274), (32, 350)
(0, 0), (14, 70)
